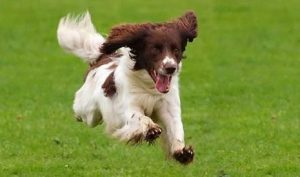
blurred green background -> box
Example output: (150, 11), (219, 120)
(0, 0), (299, 176)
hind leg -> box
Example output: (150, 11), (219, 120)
(74, 109), (102, 127)
(73, 87), (102, 127)
(73, 103), (102, 127)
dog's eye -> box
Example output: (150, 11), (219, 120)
(171, 44), (180, 56)
(152, 44), (162, 54)
(173, 48), (179, 55)
(173, 48), (181, 59)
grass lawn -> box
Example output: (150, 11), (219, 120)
(0, 0), (299, 176)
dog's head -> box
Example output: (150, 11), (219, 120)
(101, 11), (198, 93)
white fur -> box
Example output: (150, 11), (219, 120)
(57, 12), (105, 64)
(162, 56), (177, 65)
(57, 12), (186, 156)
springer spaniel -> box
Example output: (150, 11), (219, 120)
(57, 11), (197, 164)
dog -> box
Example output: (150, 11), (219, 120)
(57, 11), (197, 164)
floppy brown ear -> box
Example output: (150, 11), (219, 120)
(176, 11), (198, 42)
(101, 23), (153, 54)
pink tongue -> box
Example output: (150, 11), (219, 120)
(155, 74), (170, 93)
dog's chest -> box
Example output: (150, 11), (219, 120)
(131, 93), (161, 116)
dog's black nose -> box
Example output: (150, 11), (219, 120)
(165, 65), (177, 74)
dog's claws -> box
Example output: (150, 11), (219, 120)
(173, 146), (194, 165)
(145, 126), (162, 143)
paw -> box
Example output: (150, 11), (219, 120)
(145, 126), (162, 143)
(127, 133), (144, 144)
(173, 146), (194, 165)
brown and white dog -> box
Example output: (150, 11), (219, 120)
(57, 11), (197, 164)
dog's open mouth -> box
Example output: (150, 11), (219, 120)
(149, 70), (172, 93)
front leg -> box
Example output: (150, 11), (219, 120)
(112, 108), (162, 144)
(156, 92), (194, 164)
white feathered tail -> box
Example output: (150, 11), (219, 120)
(57, 12), (105, 64)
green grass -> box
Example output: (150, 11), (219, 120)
(1, 0), (300, 176)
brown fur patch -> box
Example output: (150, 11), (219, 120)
(99, 11), (197, 74)
(84, 52), (122, 81)
(108, 63), (118, 70)
(102, 71), (116, 97)
(100, 11), (197, 56)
